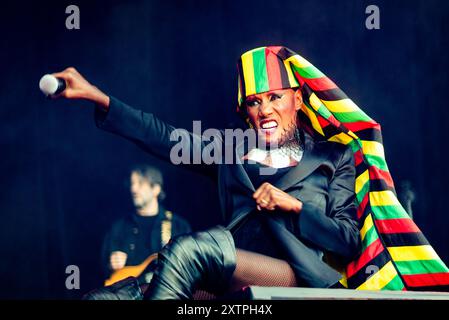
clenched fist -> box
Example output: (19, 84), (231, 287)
(253, 182), (303, 213)
(109, 251), (128, 271)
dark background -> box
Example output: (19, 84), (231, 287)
(1, 0), (448, 299)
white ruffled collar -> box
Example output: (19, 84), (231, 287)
(244, 144), (303, 168)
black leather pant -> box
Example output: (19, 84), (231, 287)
(83, 276), (144, 300)
(83, 226), (236, 300)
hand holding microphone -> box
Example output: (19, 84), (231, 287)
(39, 74), (67, 97)
(39, 67), (110, 109)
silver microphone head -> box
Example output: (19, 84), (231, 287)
(39, 74), (66, 96)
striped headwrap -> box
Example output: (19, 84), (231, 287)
(237, 46), (449, 291)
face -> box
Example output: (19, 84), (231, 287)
(245, 88), (302, 147)
(130, 172), (160, 209)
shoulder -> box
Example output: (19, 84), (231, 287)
(329, 141), (353, 159)
(170, 212), (189, 224)
(109, 215), (134, 231)
(304, 129), (351, 158)
(320, 142), (356, 182)
(166, 211), (191, 230)
(314, 138), (354, 165)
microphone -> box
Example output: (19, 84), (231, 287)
(39, 74), (66, 97)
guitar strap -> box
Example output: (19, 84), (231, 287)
(161, 210), (172, 246)
(139, 211), (172, 284)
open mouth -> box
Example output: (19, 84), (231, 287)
(259, 119), (278, 134)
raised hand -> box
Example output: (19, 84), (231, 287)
(51, 67), (110, 108)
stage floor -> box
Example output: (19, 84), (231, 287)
(240, 286), (449, 300)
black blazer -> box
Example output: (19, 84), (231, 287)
(95, 97), (361, 288)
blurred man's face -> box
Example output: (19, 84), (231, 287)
(130, 172), (159, 209)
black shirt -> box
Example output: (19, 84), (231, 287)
(232, 161), (292, 259)
(133, 214), (159, 263)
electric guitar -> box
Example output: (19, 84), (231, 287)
(104, 253), (158, 286)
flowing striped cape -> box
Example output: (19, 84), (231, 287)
(237, 46), (449, 291)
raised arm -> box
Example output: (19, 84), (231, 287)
(50, 68), (222, 177)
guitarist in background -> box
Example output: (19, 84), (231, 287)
(102, 164), (192, 284)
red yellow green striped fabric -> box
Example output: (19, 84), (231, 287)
(237, 46), (449, 291)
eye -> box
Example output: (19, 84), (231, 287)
(245, 99), (260, 107)
(270, 94), (282, 101)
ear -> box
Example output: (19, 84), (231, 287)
(294, 89), (303, 111)
(152, 184), (161, 198)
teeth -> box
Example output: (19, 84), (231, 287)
(261, 121), (278, 129)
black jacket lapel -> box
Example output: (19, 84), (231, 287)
(228, 136), (256, 193)
(274, 133), (334, 191)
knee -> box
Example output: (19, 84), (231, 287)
(159, 232), (201, 261)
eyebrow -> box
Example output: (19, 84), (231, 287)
(245, 96), (258, 100)
(268, 90), (285, 95)
(245, 90), (285, 102)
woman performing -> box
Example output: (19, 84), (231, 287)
(49, 46), (449, 299)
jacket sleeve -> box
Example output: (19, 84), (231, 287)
(101, 221), (125, 277)
(298, 145), (361, 261)
(94, 96), (222, 178)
